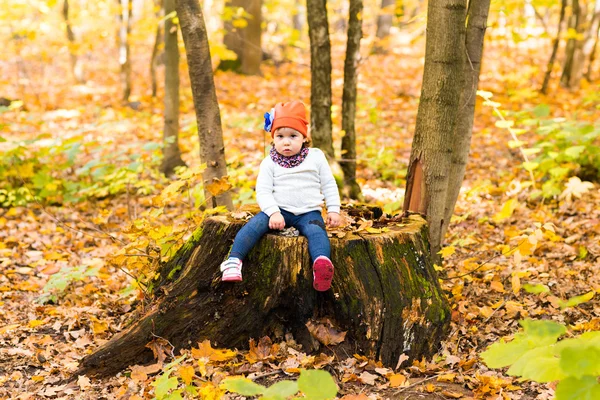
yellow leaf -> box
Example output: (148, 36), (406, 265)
(178, 365), (195, 385)
(28, 320), (44, 328)
(191, 340), (236, 362)
(199, 382), (224, 400)
(31, 375), (45, 382)
(477, 90), (493, 100)
(511, 273), (521, 295)
(0, 324), (19, 334)
(365, 227), (382, 234)
(437, 373), (456, 383)
(495, 120), (514, 129)
(493, 198), (518, 223)
(206, 177), (233, 197)
(439, 246), (456, 258)
(91, 318), (108, 335)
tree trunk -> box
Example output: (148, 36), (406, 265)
(583, 1), (600, 81)
(160, 0), (186, 176)
(376, 0), (395, 39)
(220, 0), (262, 75)
(63, 0), (84, 84)
(117, 0), (133, 102)
(241, 0), (262, 75)
(75, 208), (450, 377)
(293, 0), (304, 32)
(541, 0), (567, 94)
(341, 0), (363, 200)
(441, 0), (491, 240)
(585, 13), (600, 80)
(561, 0), (584, 89)
(403, 0), (467, 260)
(150, 0), (163, 98)
(176, 0), (233, 209)
(307, 0), (335, 160)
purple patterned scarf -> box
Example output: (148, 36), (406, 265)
(270, 146), (309, 168)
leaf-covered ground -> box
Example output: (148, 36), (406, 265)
(1, 22), (599, 400)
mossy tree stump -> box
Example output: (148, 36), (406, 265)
(77, 208), (450, 377)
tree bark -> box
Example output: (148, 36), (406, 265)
(561, 0), (585, 89)
(341, 0), (363, 200)
(75, 208), (450, 377)
(583, 1), (600, 81)
(441, 0), (491, 240)
(150, 0), (163, 98)
(176, 0), (233, 209)
(293, 0), (304, 32)
(117, 0), (133, 102)
(307, 0), (335, 160)
(541, 0), (567, 94)
(220, 0), (262, 75)
(160, 0), (186, 176)
(403, 0), (467, 260)
(376, 0), (395, 39)
(585, 13), (600, 80)
(63, 0), (84, 84)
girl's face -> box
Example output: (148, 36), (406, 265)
(273, 127), (306, 156)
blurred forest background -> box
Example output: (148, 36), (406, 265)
(1, 0), (600, 398)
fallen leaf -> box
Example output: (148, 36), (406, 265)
(306, 320), (347, 346)
(358, 371), (378, 385)
(389, 373), (407, 387)
(179, 365), (195, 385)
(145, 337), (172, 364)
(192, 340), (237, 362)
(130, 363), (162, 382)
(77, 375), (91, 390)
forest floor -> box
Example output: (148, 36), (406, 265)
(1, 30), (599, 400)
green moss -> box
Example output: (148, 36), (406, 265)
(167, 265), (182, 280)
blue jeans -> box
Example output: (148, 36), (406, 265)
(230, 210), (330, 262)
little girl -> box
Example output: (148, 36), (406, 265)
(220, 100), (341, 291)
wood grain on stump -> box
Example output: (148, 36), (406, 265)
(77, 208), (450, 377)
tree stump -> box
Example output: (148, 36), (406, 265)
(77, 208), (450, 377)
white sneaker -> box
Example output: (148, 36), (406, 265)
(220, 258), (242, 282)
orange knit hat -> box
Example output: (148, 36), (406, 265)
(270, 101), (309, 138)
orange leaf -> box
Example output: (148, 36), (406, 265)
(306, 320), (347, 346)
(178, 365), (195, 385)
(389, 373), (407, 387)
(145, 337), (171, 364)
(206, 177), (232, 197)
(490, 280), (505, 293)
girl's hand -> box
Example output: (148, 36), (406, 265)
(269, 212), (285, 230)
(327, 212), (341, 228)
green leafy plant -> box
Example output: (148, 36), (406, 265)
(478, 92), (599, 200)
(221, 369), (338, 400)
(481, 319), (600, 400)
(0, 133), (161, 207)
(37, 264), (100, 304)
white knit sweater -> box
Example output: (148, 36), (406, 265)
(256, 148), (341, 216)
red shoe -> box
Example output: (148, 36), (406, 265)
(313, 256), (334, 291)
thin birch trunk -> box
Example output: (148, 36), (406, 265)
(441, 0), (491, 240)
(541, 0), (567, 94)
(160, 0), (186, 176)
(221, 0), (262, 75)
(241, 0), (262, 75)
(583, 1), (600, 80)
(403, 0), (467, 260)
(307, 0), (334, 159)
(150, 0), (164, 98)
(341, 0), (363, 200)
(585, 17), (600, 80)
(561, 0), (583, 88)
(376, 0), (395, 39)
(118, 0), (133, 101)
(176, 0), (233, 209)
(63, 0), (84, 83)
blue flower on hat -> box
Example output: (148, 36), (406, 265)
(264, 108), (275, 132)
